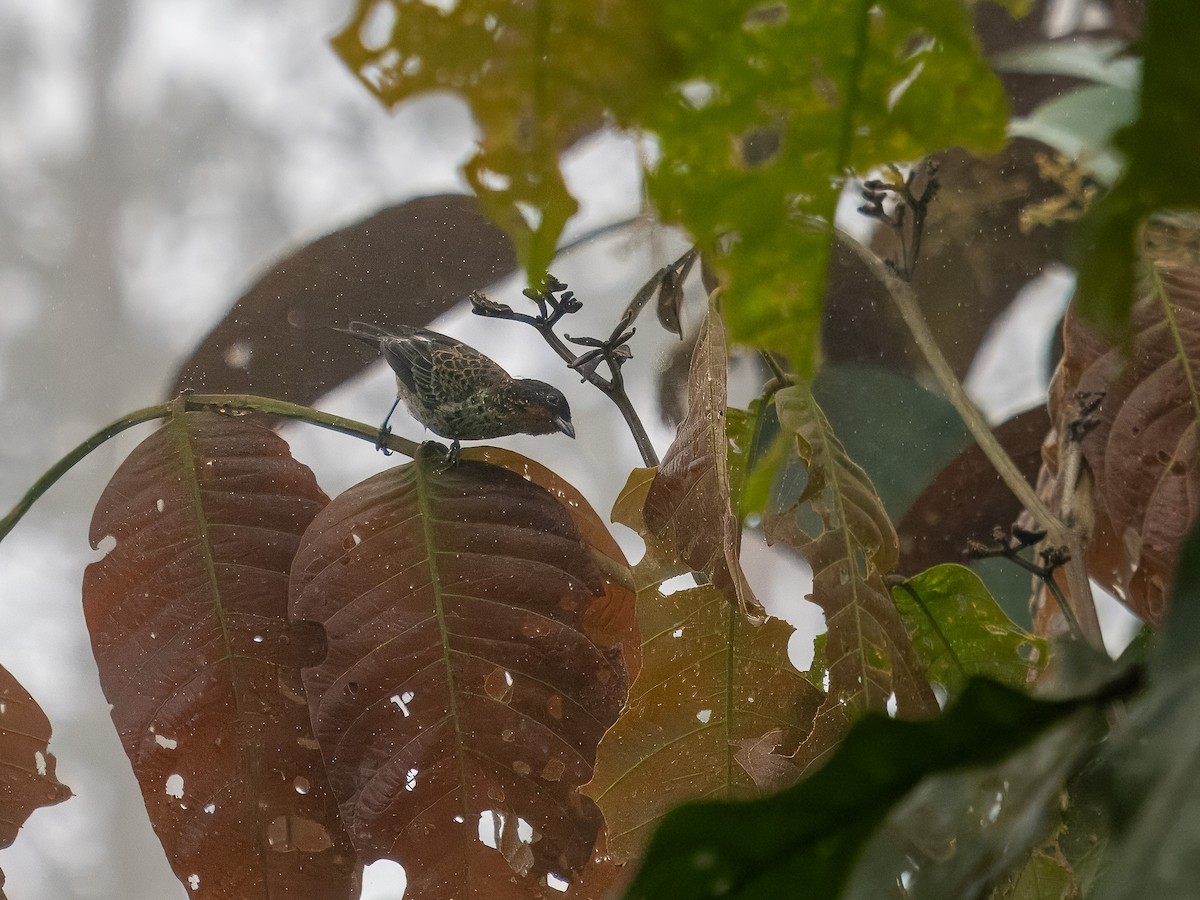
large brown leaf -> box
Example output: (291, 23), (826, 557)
(463, 446), (640, 680)
(0, 664), (71, 849)
(82, 412), (357, 899)
(1047, 258), (1200, 624)
(897, 407), (1049, 573)
(586, 472), (820, 861)
(170, 194), (515, 406)
(644, 303), (765, 620)
(767, 386), (937, 771)
(289, 449), (626, 898)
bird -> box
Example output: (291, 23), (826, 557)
(337, 321), (575, 458)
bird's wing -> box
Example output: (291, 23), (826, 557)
(381, 329), (510, 404)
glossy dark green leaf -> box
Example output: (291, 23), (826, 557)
(1090, 521), (1200, 899)
(622, 680), (1104, 900)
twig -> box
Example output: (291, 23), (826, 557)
(0, 393), (419, 545)
(472, 268), (675, 468)
(968, 532), (1088, 645)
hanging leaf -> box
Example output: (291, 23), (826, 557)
(644, 302), (765, 620)
(0, 664), (71, 848)
(82, 412), (358, 900)
(1046, 256), (1200, 624)
(892, 564), (1046, 695)
(290, 449), (627, 898)
(767, 385), (936, 770)
(331, 0), (676, 279)
(587, 471), (820, 860)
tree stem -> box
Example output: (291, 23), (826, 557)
(837, 229), (1103, 647)
(0, 394), (419, 545)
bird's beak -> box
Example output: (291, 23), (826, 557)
(555, 416), (576, 439)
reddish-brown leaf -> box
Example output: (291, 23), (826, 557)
(170, 195), (515, 407)
(0, 664), (71, 848)
(897, 408), (1049, 573)
(289, 449), (626, 898)
(463, 446), (640, 681)
(82, 412), (357, 900)
(644, 304), (765, 619)
(1047, 259), (1200, 624)
(767, 386), (937, 771)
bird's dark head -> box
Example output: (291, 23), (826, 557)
(513, 379), (575, 438)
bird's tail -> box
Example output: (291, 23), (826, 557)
(332, 321), (415, 347)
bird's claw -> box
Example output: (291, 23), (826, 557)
(376, 425), (394, 456)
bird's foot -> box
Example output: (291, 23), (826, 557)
(376, 425), (394, 456)
(417, 440), (459, 473)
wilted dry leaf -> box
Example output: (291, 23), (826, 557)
(587, 470), (819, 860)
(83, 412), (357, 899)
(768, 386), (937, 771)
(1045, 255), (1200, 624)
(644, 303), (765, 620)
(290, 449), (626, 898)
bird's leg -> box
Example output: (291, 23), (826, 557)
(447, 439), (461, 465)
(377, 396), (402, 455)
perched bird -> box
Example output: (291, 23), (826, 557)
(338, 321), (575, 456)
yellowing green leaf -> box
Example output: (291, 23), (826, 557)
(768, 384), (936, 769)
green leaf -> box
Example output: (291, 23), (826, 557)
(892, 564), (1046, 695)
(622, 679), (1106, 900)
(1076, 0), (1200, 335)
(644, 0), (1010, 371)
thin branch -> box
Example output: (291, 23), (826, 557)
(837, 226), (1103, 647)
(472, 269), (669, 468)
(968, 537), (1088, 645)
(0, 393), (419, 545)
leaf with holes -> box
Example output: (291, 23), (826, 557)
(1047, 256), (1200, 624)
(331, 0), (675, 278)
(643, 0), (1010, 370)
(290, 448), (627, 898)
(0, 663), (71, 850)
(587, 471), (820, 860)
(644, 302), (764, 620)
(82, 412), (357, 899)
(767, 385), (936, 771)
